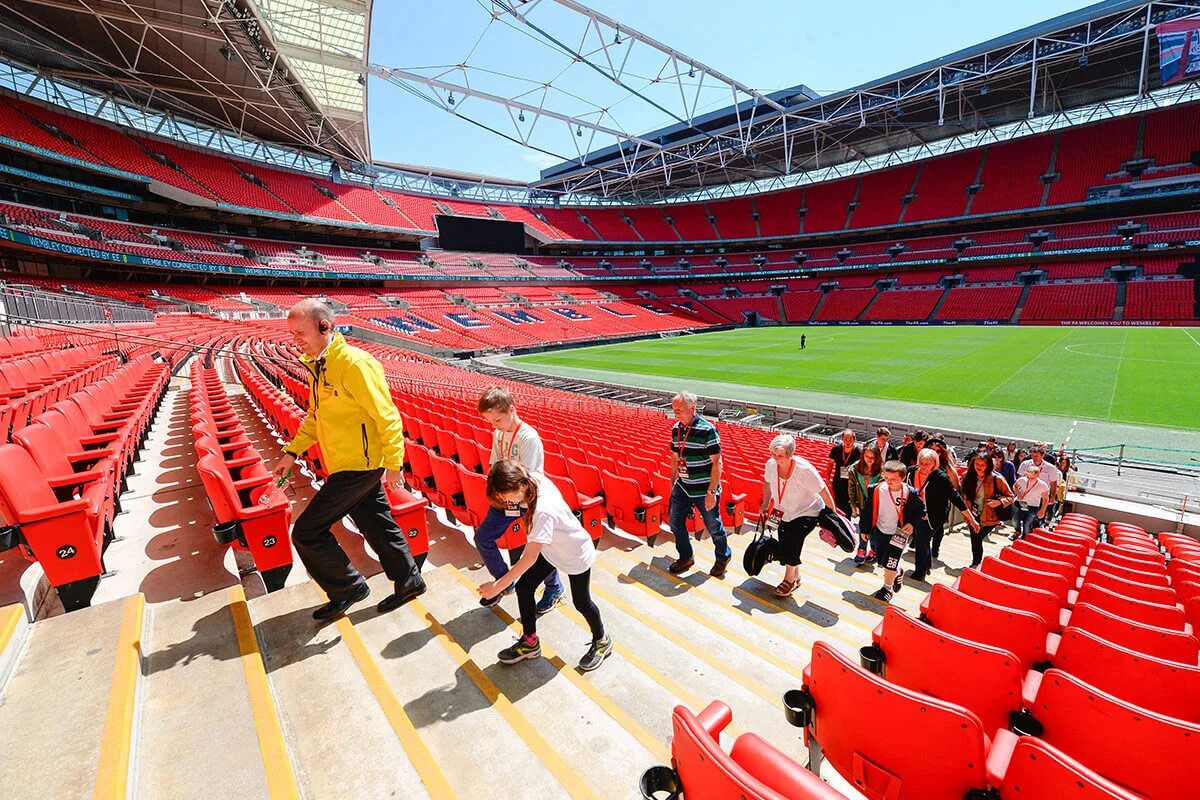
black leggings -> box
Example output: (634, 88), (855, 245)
(517, 554), (604, 642)
(970, 525), (997, 567)
(776, 516), (820, 566)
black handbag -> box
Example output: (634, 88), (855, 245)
(743, 519), (778, 577)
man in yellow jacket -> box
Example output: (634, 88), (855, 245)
(272, 299), (425, 620)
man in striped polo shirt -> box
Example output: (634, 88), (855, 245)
(667, 391), (732, 577)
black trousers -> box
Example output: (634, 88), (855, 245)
(912, 523), (935, 577)
(292, 468), (420, 600)
(831, 479), (852, 516)
(517, 554), (604, 642)
(970, 525), (997, 568)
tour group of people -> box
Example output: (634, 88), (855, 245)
(271, 299), (1072, 673)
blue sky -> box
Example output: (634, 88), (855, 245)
(366, 0), (1095, 181)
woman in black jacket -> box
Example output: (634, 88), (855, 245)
(908, 449), (979, 581)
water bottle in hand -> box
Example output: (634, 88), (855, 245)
(261, 469), (293, 506)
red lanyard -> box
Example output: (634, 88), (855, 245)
(502, 423), (523, 461)
(877, 484), (907, 526)
(675, 420), (695, 458)
(775, 459), (795, 504)
(1017, 478), (1038, 501)
(913, 469), (929, 502)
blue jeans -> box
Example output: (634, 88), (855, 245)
(669, 482), (731, 562)
(475, 507), (562, 593)
(1013, 505), (1042, 538)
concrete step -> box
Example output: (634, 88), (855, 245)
(135, 590), (271, 800)
(0, 594), (143, 800)
(416, 565), (660, 799)
(348, 568), (562, 800)
(248, 581), (432, 800)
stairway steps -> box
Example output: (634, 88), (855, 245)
(350, 570), (563, 800)
(0, 595), (136, 800)
(248, 581), (432, 800)
(135, 589), (277, 800)
(418, 566), (655, 799)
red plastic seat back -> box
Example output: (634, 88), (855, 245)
(805, 641), (989, 800)
(1067, 602), (1199, 665)
(957, 568), (1061, 629)
(1087, 558), (1171, 587)
(877, 606), (1023, 735)
(1054, 627), (1200, 722)
(566, 458), (603, 498)
(998, 547), (1078, 584)
(1081, 569), (1177, 606)
(924, 584), (1050, 669)
(1012, 538), (1084, 569)
(0, 443), (59, 516)
(1073, 583), (1187, 631)
(669, 701), (844, 800)
(1031, 668), (1200, 799)
(1000, 737), (1142, 800)
(979, 555), (1071, 602)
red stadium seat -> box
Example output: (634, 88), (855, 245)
(1062, 602), (1199, 664)
(994, 737), (1142, 800)
(547, 473), (605, 541)
(867, 606), (1025, 737)
(1032, 626), (1200, 721)
(642, 701), (847, 800)
(1071, 582), (1189, 631)
(601, 471), (664, 541)
(993, 668), (1200, 799)
(979, 555), (1072, 603)
(384, 481), (430, 569)
(1077, 568), (1177, 606)
(921, 584), (1052, 670)
(950, 567), (1065, 631)
(788, 641), (991, 799)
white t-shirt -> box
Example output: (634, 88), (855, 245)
(1019, 459), (1060, 486)
(491, 422), (544, 474)
(875, 484), (904, 536)
(763, 456), (826, 521)
(1013, 476), (1050, 508)
(526, 473), (596, 575)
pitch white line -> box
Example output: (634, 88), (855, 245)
(1183, 328), (1200, 348)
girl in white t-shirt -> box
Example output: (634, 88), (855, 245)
(760, 434), (850, 597)
(478, 461), (612, 672)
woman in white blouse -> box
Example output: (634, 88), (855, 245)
(760, 434), (841, 598)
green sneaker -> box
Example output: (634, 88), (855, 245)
(498, 636), (541, 664)
(578, 636), (613, 672)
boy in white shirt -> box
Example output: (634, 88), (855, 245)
(476, 387), (563, 613)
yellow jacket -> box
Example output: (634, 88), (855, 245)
(284, 333), (405, 474)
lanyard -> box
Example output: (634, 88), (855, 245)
(775, 459), (795, 504)
(913, 469), (930, 502)
(502, 422), (523, 461)
(675, 420), (696, 458)
(1017, 478), (1039, 501)
(878, 484), (907, 527)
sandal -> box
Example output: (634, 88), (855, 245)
(774, 579), (798, 597)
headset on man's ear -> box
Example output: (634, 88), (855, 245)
(319, 320), (330, 333)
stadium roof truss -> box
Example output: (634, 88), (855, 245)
(0, 0), (372, 163)
(498, 0), (1200, 201)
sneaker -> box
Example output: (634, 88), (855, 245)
(498, 635), (542, 664)
(853, 546), (868, 565)
(479, 584), (515, 608)
(870, 587), (893, 603)
(864, 552), (877, 566)
(892, 574), (904, 594)
(535, 586), (565, 617)
(578, 636), (613, 672)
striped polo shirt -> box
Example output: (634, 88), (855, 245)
(671, 415), (722, 498)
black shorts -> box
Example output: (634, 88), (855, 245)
(776, 516), (821, 566)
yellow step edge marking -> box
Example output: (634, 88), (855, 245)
(443, 566), (670, 763)
(92, 593), (145, 800)
(593, 559), (807, 680)
(555, 603), (745, 740)
(0, 603), (22, 656)
(334, 614), (456, 799)
(412, 597), (599, 800)
(228, 587), (301, 800)
(602, 546), (870, 652)
(587, 582), (783, 707)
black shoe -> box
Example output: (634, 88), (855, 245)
(908, 571), (928, 583)
(668, 558), (694, 574)
(377, 577), (427, 613)
(709, 556), (731, 579)
(892, 574), (904, 594)
(313, 582), (370, 620)
(480, 585), (515, 608)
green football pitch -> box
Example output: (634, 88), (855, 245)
(509, 326), (1200, 453)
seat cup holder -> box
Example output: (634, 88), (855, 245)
(212, 521), (240, 546)
(0, 525), (19, 551)
(783, 688), (814, 728)
(859, 645), (885, 674)
(1009, 709), (1045, 737)
(639, 765), (682, 800)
